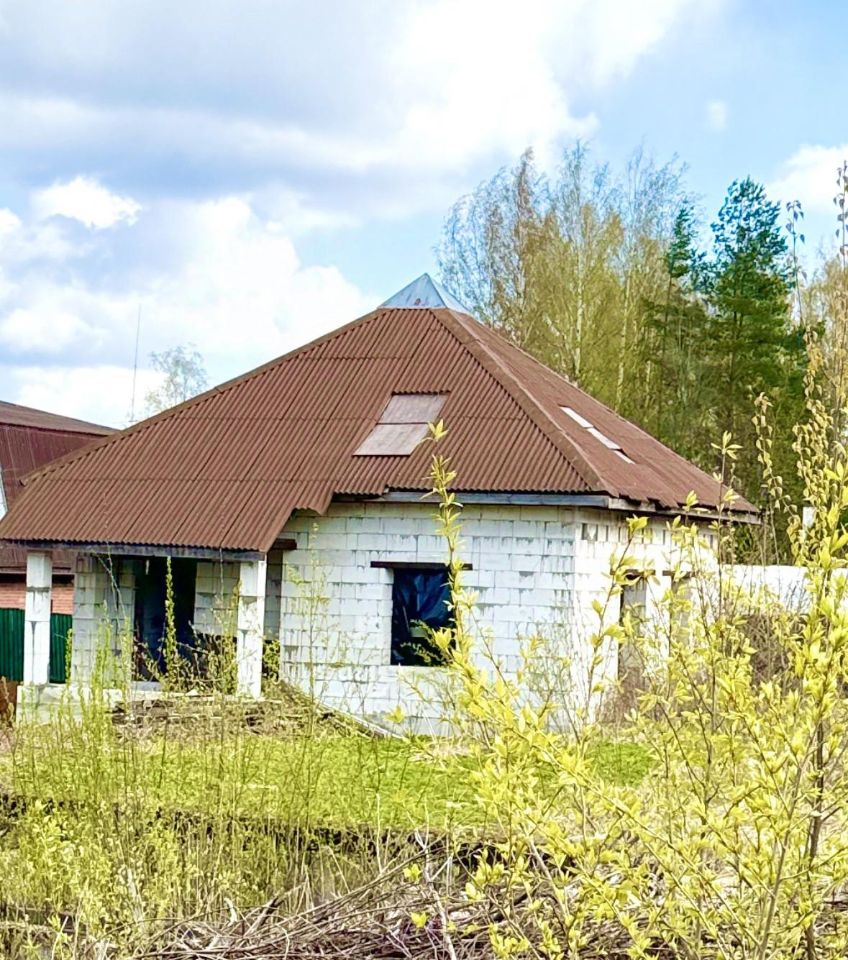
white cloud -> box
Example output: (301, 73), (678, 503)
(0, 1), (705, 421)
(0, 187), (374, 425)
(768, 144), (848, 215)
(0, 208), (21, 236)
(573, 0), (701, 87)
(0, 303), (96, 354)
(3, 364), (161, 428)
(705, 99), (728, 132)
(32, 175), (141, 228)
(138, 196), (373, 370)
(0, 1), (700, 218)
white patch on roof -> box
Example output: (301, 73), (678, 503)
(587, 426), (620, 449)
(354, 393), (446, 456)
(380, 273), (470, 313)
(561, 406), (593, 430)
(560, 406), (635, 464)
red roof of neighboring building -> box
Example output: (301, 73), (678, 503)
(0, 402), (113, 573)
(0, 298), (755, 555)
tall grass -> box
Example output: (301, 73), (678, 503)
(0, 574), (446, 958)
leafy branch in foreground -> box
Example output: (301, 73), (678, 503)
(425, 408), (848, 959)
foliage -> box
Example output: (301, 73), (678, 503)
(698, 178), (805, 505)
(802, 163), (848, 443)
(144, 342), (208, 415)
(421, 389), (848, 959)
(642, 199), (706, 460)
(439, 144), (688, 426)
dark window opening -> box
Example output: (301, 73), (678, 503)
(390, 566), (455, 666)
(133, 557), (198, 680)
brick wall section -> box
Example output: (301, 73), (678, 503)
(277, 502), (687, 731)
(0, 577), (75, 613)
(0, 580), (24, 609)
(52, 582), (74, 615)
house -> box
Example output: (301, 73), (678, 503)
(0, 275), (755, 725)
(0, 401), (113, 684)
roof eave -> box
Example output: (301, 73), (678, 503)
(0, 538), (283, 562)
(349, 490), (760, 523)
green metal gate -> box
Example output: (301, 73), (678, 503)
(0, 609), (24, 681)
(50, 614), (71, 683)
(0, 609), (70, 683)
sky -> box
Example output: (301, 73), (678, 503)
(0, 0), (844, 427)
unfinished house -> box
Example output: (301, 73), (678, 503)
(0, 401), (112, 687)
(0, 275), (755, 725)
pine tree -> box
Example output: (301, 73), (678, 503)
(699, 178), (805, 500)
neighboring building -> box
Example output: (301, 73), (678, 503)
(0, 401), (113, 683)
(0, 276), (755, 725)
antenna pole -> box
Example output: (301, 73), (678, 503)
(129, 303), (141, 424)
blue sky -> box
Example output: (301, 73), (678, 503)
(0, 0), (844, 426)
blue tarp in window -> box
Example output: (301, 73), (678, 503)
(390, 567), (454, 666)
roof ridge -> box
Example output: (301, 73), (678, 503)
(435, 309), (612, 494)
(0, 400), (113, 435)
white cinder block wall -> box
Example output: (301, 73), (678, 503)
(277, 501), (686, 730)
(193, 560), (240, 635)
(72, 554), (134, 683)
(64, 506), (691, 723)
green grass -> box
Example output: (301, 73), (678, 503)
(149, 734), (479, 828)
(7, 728), (652, 830)
(587, 739), (655, 786)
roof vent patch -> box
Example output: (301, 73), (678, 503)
(354, 394), (446, 457)
(380, 273), (470, 313)
(560, 407), (634, 464)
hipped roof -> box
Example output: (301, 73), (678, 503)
(0, 295), (754, 554)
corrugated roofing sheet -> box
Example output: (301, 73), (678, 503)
(0, 303), (754, 555)
(0, 401), (114, 435)
(0, 407), (113, 572)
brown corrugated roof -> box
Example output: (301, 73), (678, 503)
(0, 403), (113, 573)
(0, 304), (754, 555)
(0, 400), (114, 436)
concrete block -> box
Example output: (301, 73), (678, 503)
(520, 506), (560, 521)
(355, 534), (385, 550)
(382, 535), (418, 553)
(511, 554), (542, 573)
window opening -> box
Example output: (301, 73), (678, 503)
(133, 556), (198, 680)
(389, 565), (455, 666)
(618, 572), (649, 689)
